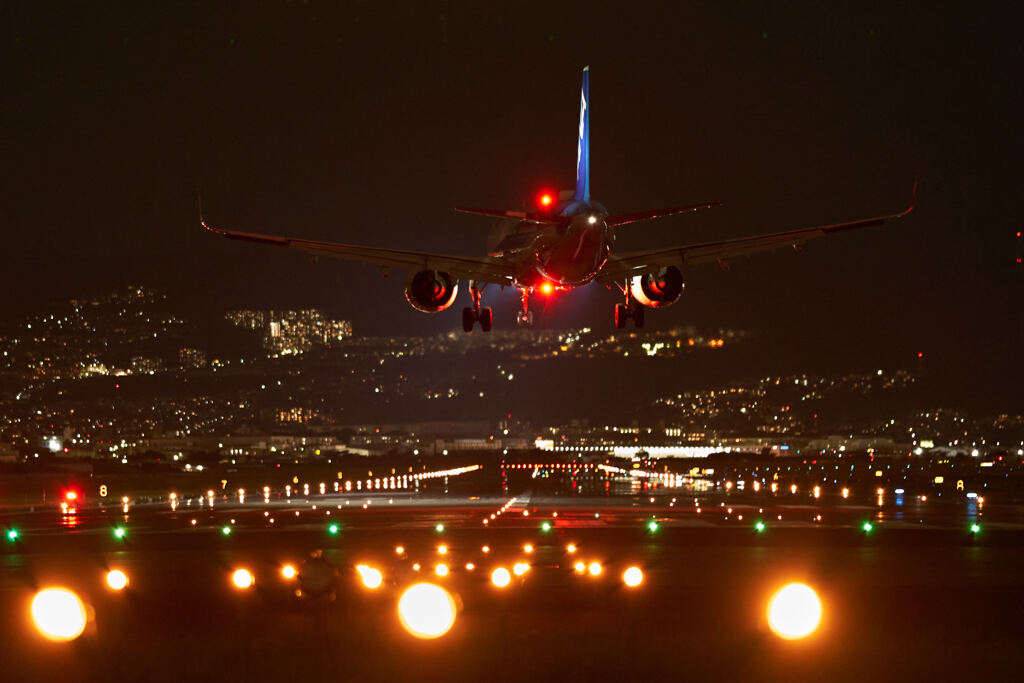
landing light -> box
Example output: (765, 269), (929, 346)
(435, 523), (445, 533)
(106, 569), (128, 591)
(30, 588), (88, 642)
(767, 583), (822, 640)
(397, 583), (456, 639)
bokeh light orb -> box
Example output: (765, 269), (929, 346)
(31, 588), (88, 642)
(767, 583), (822, 640)
(622, 566), (644, 587)
(106, 570), (129, 591)
(588, 561), (603, 577)
(232, 568), (254, 589)
(281, 564), (297, 580)
(397, 583), (457, 639)
(357, 565), (383, 589)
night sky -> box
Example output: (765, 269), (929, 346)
(2, 2), (1020, 389)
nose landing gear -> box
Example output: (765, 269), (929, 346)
(517, 288), (534, 327)
(462, 282), (492, 332)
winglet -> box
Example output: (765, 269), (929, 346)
(899, 180), (918, 217)
(198, 194), (223, 234)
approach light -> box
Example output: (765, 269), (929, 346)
(755, 521), (766, 532)
(30, 588), (88, 642)
(862, 522), (874, 533)
(281, 564), (297, 580)
(106, 570), (128, 591)
(970, 523), (981, 534)
(491, 567), (512, 588)
(397, 583), (457, 639)
(113, 527), (126, 540)
(622, 566), (644, 588)
(327, 523), (340, 535)
(767, 583), (822, 640)
(357, 565), (384, 589)
(231, 568), (254, 589)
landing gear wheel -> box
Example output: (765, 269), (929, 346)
(479, 307), (493, 332)
(462, 306), (477, 333)
(614, 304), (628, 329)
(516, 310), (534, 326)
(632, 304), (645, 328)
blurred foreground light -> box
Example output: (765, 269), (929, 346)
(588, 561), (603, 577)
(6, 529), (18, 542)
(767, 583), (822, 640)
(397, 583), (456, 639)
(491, 567), (511, 588)
(357, 565), (384, 589)
(862, 522), (874, 533)
(622, 566), (644, 587)
(232, 568), (254, 589)
(573, 561), (586, 574)
(435, 523), (445, 533)
(970, 523), (981, 534)
(31, 588), (87, 642)
(327, 523), (340, 535)
(512, 562), (529, 576)
(113, 527), (126, 540)
(755, 521), (766, 532)
(106, 569), (128, 591)
(281, 564), (297, 580)
(434, 563), (449, 577)
(221, 526), (232, 536)
(566, 543), (577, 554)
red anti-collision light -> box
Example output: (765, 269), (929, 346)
(539, 193), (553, 208)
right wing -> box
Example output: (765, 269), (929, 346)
(202, 219), (517, 285)
(598, 184), (916, 283)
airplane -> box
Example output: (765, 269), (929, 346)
(203, 66), (915, 332)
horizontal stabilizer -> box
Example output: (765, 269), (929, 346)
(454, 206), (561, 225)
(606, 201), (724, 227)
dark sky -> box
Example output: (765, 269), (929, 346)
(2, 2), (1021, 382)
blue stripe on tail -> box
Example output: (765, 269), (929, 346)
(574, 66), (590, 202)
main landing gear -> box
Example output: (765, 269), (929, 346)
(614, 286), (645, 329)
(462, 281), (492, 333)
(517, 288), (534, 327)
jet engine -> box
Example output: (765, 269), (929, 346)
(629, 266), (684, 308)
(405, 270), (459, 313)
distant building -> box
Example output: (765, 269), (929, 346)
(178, 347), (207, 369)
(226, 309), (353, 357)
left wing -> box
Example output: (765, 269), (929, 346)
(598, 185), (916, 283)
(202, 220), (516, 285)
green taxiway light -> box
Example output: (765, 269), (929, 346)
(541, 521), (552, 532)
(6, 529), (18, 542)
(755, 521), (766, 532)
(647, 520), (659, 533)
(113, 527), (126, 540)
(862, 522), (874, 533)
(435, 523), (445, 533)
(970, 523), (981, 534)
(221, 526), (232, 536)
(328, 523), (340, 535)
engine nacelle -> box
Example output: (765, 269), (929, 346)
(630, 266), (684, 308)
(405, 270), (459, 313)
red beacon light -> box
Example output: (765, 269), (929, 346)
(538, 192), (554, 209)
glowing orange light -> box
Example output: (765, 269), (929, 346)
(540, 193), (553, 207)
(540, 283), (553, 295)
(65, 491), (77, 501)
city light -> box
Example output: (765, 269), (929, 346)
(491, 567), (512, 588)
(767, 583), (822, 640)
(541, 521), (552, 532)
(30, 588), (88, 642)
(397, 583), (457, 639)
(281, 564), (297, 580)
(622, 566), (644, 588)
(106, 569), (129, 591)
(231, 569), (254, 589)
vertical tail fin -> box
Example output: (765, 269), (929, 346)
(574, 66), (590, 202)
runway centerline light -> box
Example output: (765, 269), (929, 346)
(221, 526), (232, 536)
(768, 583), (822, 640)
(357, 565), (384, 589)
(491, 567), (512, 588)
(281, 564), (297, 580)
(31, 588), (88, 642)
(573, 561), (586, 574)
(106, 569), (128, 591)
(231, 568), (254, 589)
(397, 583), (456, 639)
(395, 546), (405, 555)
(622, 566), (644, 587)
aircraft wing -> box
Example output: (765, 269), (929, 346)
(202, 220), (517, 285)
(597, 186), (915, 283)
